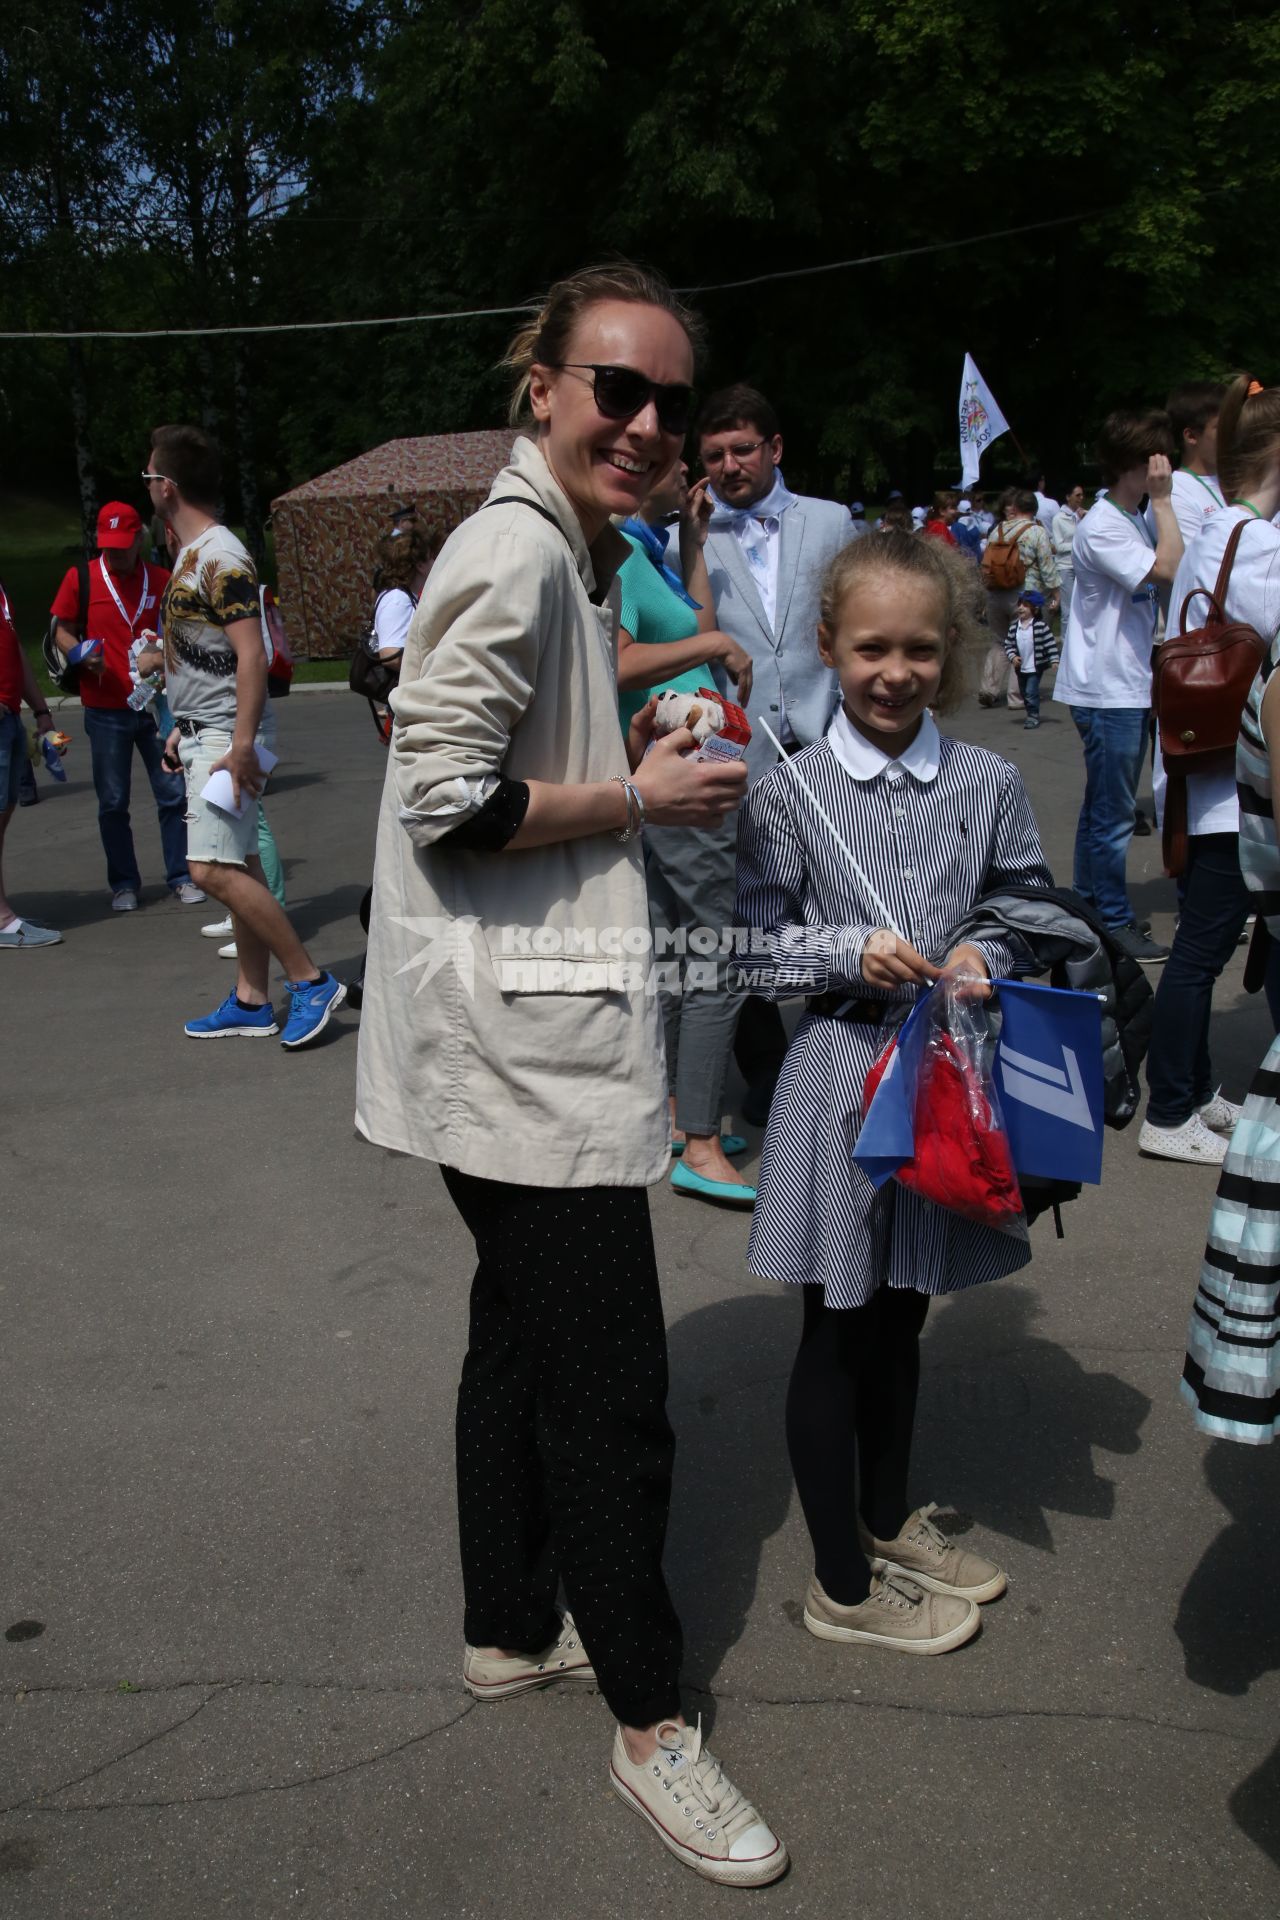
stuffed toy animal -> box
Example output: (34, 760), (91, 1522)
(653, 689), (727, 745)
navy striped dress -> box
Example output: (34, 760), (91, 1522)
(736, 720), (1052, 1308)
(1181, 628), (1280, 1443)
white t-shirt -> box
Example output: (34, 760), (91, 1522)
(1035, 491), (1060, 533)
(369, 586), (415, 656)
(1054, 500), (1159, 709)
(1014, 617), (1038, 670)
(1169, 469), (1226, 548)
(1153, 506), (1280, 836)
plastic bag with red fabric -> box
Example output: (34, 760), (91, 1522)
(862, 976), (1024, 1228)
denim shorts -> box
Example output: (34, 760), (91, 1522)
(0, 708), (27, 812)
(177, 726), (259, 867)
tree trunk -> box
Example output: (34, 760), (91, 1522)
(232, 338), (266, 572)
(67, 339), (97, 551)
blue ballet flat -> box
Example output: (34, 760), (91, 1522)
(671, 1160), (757, 1207)
(670, 1134), (748, 1159)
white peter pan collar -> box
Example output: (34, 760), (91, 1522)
(827, 704), (941, 784)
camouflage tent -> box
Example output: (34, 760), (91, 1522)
(270, 429), (516, 659)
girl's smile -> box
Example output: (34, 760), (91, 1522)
(817, 573), (949, 755)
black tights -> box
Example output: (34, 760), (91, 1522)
(785, 1284), (931, 1606)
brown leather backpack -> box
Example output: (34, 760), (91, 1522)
(981, 518), (1032, 591)
(1153, 518), (1268, 877)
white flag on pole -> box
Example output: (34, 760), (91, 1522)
(958, 353), (1010, 489)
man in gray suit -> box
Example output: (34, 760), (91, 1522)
(697, 384), (856, 1117)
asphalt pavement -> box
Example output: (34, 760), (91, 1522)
(2, 686), (1278, 1918)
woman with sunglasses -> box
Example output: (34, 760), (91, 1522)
(355, 262), (787, 1888)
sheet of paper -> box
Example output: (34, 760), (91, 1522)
(200, 745), (279, 819)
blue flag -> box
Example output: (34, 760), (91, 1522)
(851, 994), (930, 1189)
(991, 979), (1104, 1184)
(851, 979), (1105, 1190)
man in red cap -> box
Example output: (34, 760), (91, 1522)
(51, 502), (204, 912)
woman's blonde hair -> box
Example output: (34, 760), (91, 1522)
(502, 261), (704, 427)
(1217, 372), (1280, 503)
(818, 530), (982, 714)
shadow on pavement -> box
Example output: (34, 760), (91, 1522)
(665, 1292), (797, 1717)
(913, 1280), (1153, 1552)
(1175, 1439), (1280, 1868)
(286, 881), (369, 946)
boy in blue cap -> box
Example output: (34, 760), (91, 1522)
(1003, 589), (1058, 729)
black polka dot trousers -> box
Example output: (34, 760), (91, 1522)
(442, 1166), (684, 1729)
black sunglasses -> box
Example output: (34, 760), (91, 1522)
(552, 363), (694, 436)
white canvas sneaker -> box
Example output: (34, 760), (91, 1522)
(219, 942), (238, 959)
(462, 1608), (595, 1701)
(1138, 1112), (1228, 1165)
(610, 1717), (788, 1887)
(202, 916), (233, 939)
(1198, 1090), (1243, 1134)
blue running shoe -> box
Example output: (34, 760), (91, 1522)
(280, 971), (346, 1050)
(185, 991), (279, 1039)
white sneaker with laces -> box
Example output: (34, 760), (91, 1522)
(1138, 1112), (1228, 1165)
(462, 1608), (595, 1701)
(111, 889), (138, 913)
(202, 916), (233, 939)
(219, 941), (238, 959)
(610, 1717), (788, 1887)
(172, 881), (206, 905)
(1198, 1090), (1243, 1134)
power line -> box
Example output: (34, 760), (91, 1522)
(0, 207), (1105, 342)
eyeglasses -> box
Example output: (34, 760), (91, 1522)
(700, 440), (767, 468)
(140, 471), (168, 484)
(551, 364), (694, 436)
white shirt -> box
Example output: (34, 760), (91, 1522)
(1051, 507), (1082, 566)
(1169, 469), (1226, 548)
(1014, 617), (1038, 671)
(827, 703), (941, 784)
(1035, 491), (1060, 534)
(370, 586), (415, 655)
(725, 510), (784, 630)
(1054, 499), (1159, 709)
(1153, 506), (1280, 836)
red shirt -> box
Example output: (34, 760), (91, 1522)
(50, 556), (170, 709)
(924, 520), (958, 546)
(0, 582), (24, 714)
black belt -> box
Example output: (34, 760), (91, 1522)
(807, 993), (902, 1024)
(174, 716), (214, 737)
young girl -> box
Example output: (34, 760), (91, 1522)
(737, 530), (1052, 1653)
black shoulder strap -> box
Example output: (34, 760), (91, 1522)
(479, 496), (571, 543)
(479, 494), (607, 604)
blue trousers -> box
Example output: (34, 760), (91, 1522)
(1146, 833), (1280, 1126)
(82, 705), (190, 894)
(1070, 705), (1149, 929)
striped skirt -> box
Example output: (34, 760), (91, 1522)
(1181, 1036), (1280, 1445)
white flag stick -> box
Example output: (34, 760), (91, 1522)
(757, 717), (906, 938)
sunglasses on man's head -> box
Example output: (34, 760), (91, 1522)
(552, 363), (694, 436)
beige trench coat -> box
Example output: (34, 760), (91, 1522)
(354, 435), (669, 1187)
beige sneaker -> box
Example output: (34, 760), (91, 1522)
(462, 1609), (596, 1701)
(610, 1717), (788, 1888)
(804, 1571), (980, 1653)
(860, 1503), (1008, 1603)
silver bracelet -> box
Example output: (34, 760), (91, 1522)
(610, 775), (641, 843)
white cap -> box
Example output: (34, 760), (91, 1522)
(958, 498), (972, 511)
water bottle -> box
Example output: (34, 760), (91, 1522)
(40, 734), (68, 783)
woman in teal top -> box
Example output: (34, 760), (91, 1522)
(616, 458), (757, 1205)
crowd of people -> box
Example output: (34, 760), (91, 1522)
(2, 262), (1278, 1887)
